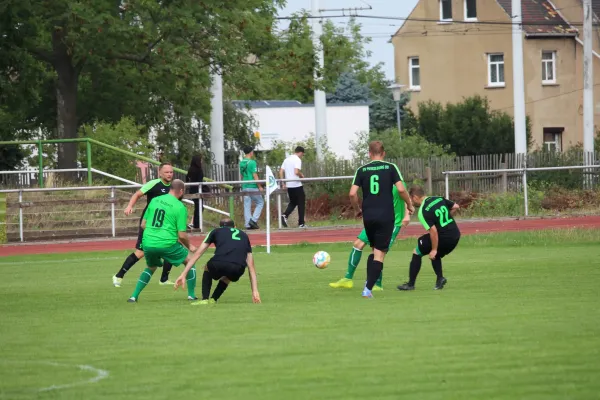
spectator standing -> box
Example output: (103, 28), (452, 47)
(279, 146), (306, 228)
(239, 146), (264, 230)
(186, 154), (205, 230)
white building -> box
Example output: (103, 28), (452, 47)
(234, 101), (370, 160)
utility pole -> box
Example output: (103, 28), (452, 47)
(311, 0), (326, 162)
(512, 0), (528, 166)
(310, 1), (372, 161)
(210, 68), (225, 170)
(583, 0), (594, 188)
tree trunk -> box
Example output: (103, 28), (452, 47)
(52, 29), (79, 172)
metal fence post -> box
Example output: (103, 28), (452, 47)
(86, 140), (93, 186)
(444, 173), (449, 199)
(111, 187), (116, 237)
(266, 180), (271, 254)
(277, 192), (282, 229)
(198, 183), (203, 232)
(522, 168), (529, 217)
(37, 141), (43, 188)
(18, 190), (23, 242)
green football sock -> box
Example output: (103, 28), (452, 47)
(344, 247), (363, 279)
(131, 268), (155, 299)
(186, 266), (197, 298)
(376, 271), (383, 288)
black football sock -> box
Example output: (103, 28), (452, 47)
(160, 261), (173, 283)
(365, 254), (374, 286)
(408, 254), (422, 286)
(211, 281), (229, 301)
(366, 257), (383, 290)
(431, 258), (443, 279)
(201, 271), (212, 300)
(115, 253), (140, 278)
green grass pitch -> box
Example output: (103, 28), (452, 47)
(1, 229), (599, 399)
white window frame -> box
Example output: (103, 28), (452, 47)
(409, 57), (421, 90)
(439, 0), (452, 22)
(543, 130), (563, 152)
(464, 0), (477, 21)
(487, 53), (505, 87)
(542, 51), (557, 85)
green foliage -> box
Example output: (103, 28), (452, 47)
(459, 190), (544, 218)
(415, 95), (533, 156)
(78, 117), (152, 181)
(349, 129), (455, 164)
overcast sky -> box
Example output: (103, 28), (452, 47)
(277, 0), (420, 79)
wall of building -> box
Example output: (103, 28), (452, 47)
(245, 104), (369, 160)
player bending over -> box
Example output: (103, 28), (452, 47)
(329, 195), (409, 291)
(349, 141), (414, 299)
(113, 162), (176, 287)
(397, 186), (461, 291)
(175, 218), (261, 305)
(127, 179), (198, 303)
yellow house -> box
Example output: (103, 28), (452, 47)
(392, 0), (600, 151)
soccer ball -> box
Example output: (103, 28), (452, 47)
(313, 251), (331, 269)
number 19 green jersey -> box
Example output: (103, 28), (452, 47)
(417, 196), (460, 240)
(142, 193), (188, 249)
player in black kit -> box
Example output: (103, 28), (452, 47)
(349, 141), (414, 299)
(175, 218), (261, 305)
(112, 162), (176, 287)
(397, 186), (461, 291)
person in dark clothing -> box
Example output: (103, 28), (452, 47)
(186, 154), (206, 230)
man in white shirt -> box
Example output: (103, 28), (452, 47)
(279, 146), (306, 228)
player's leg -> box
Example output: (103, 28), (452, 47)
(166, 245), (198, 299)
(297, 187), (306, 227)
(363, 222), (391, 297)
(282, 188), (298, 227)
(159, 261), (175, 285)
(128, 250), (160, 302)
(329, 234), (367, 289)
(113, 228), (145, 286)
(398, 234), (430, 291)
(374, 226), (401, 290)
(211, 264), (244, 303)
(432, 235), (460, 290)
(211, 277), (231, 302)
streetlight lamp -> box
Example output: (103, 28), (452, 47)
(387, 83), (406, 140)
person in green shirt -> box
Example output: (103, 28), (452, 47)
(239, 146), (264, 230)
(329, 184), (410, 291)
(127, 179), (198, 303)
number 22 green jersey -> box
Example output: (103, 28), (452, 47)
(417, 196), (460, 240)
(142, 194), (188, 249)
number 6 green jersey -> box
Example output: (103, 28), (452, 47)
(142, 193), (188, 249)
(417, 196), (461, 240)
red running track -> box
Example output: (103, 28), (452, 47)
(1, 216), (600, 257)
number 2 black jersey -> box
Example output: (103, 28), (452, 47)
(417, 197), (461, 240)
(352, 161), (403, 222)
(203, 227), (253, 267)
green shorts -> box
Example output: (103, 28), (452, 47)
(357, 225), (401, 249)
(143, 243), (188, 268)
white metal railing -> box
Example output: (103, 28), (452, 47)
(443, 164), (600, 216)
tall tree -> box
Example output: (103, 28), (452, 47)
(0, 0), (287, 169)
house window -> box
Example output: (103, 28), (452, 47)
(487, 53), (505, 87)
(440, 0), (452, 21)
(542, 51), (557, 84)
(409, 57), (420, 89)
(465, 0), (477, 20)
(543, 128), (563, 152)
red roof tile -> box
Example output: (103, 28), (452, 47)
(496, 0), (577, 36)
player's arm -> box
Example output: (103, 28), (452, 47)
(394, 181), (414, 214)
(349, 185), (361, 213)
(246, 253), (261, 304)
(402, 202), (410, 227)
(294, 158), (304, 178)
(178, 231), (191, 250)
(140, 218), (147, 230)
(428, 225), (439, 260)
(124, 190), (144, 215)
(252, 172), (263, 191)
(177, 206), (195, 251)
(278, 166), (286, 188)
(174, 241), (210, 289)
(450, 203), (460, 217)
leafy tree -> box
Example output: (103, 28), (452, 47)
(1, 0), (288, 170)
(78, 117), (152, 180)
(326, 72), (369, 104)
(350, 129), (455, 163)
(415, 95), (532, 157)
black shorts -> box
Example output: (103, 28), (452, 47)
(207, 259), (245, 282)
(363, 219), (394, 252)
(135, 226), (144, 251)
(416, 233), (461, 259)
